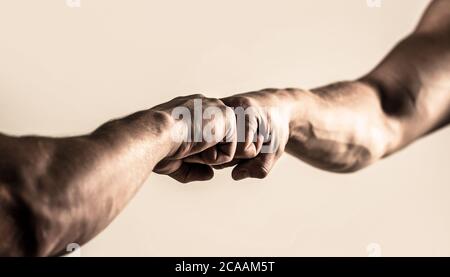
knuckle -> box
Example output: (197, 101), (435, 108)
(284, 87), (297, 92)
(238, 146), (257, 159)
(235, 143), (258, 159)
(262, 88), (278, 93)
(238, 96), (254, 107)
(224, 105), (235, 114)
(188, 93), (205, 99)
(224, 107), (237, 122)
(221, 96), (239, 107)
(205, 98), (225, 109)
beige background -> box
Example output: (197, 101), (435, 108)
(1, 0), (449, 256)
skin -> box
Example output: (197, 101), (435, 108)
(0, 0), (449, 257)
(0, 95), (236, 256)
(220, 0), (450, 179)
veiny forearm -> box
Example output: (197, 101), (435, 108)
(286, 48), (449, 173)
(0, 110), (175, 256)
(286, 1), (450, 173)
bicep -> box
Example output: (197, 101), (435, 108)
(364, 1), (450, 145)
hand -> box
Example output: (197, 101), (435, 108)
(216, 89), (295, 180)
(151, 94), (237, 183)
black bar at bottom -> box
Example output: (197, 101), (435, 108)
(0, 257), (449, 275)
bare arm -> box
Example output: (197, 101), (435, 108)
(0, 110), (176, 256)
(221, 0), (450, 179)
(0, 95), (236, 256)
(285, 0), (450, 172)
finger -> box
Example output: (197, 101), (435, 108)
(183, 146), (217, 164)
(231, 153), (279, 180)
(234, 113), (259, 158)
(183, 140), (236, 165)
(153, 159), (183, 175)
(183, 106), (237, 165)
(235, 132), (265, 159)
(214, 106), (237, 164)
(169, 162), (214, 183)
(232, 126), (287, 180)
(254, 134), (265, 155)
(223, 97), (262, 160)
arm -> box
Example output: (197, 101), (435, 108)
(221, 0), (450, 178)
(286, 0), (450, 172)
(0, 95), (235, 256)
(0, 110), (176, 257)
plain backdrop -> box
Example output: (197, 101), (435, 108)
(1, 0), (449, 256)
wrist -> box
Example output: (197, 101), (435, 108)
(90, 109), (181, 164)
(277, 88), (315, 137)
(147, 107), (186, 159)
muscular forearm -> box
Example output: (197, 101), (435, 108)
(285, 81), (400, 172)
(0, 109), (176, 256)
(285, 67), (448, 173)
(286, 1), (450, 173)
